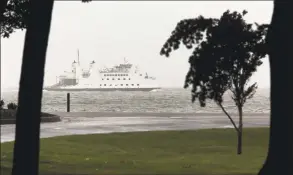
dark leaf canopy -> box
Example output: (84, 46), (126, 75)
(1, 0), (92, 38)
(1, 0), (30, 38)
(160, 10), (269, 106)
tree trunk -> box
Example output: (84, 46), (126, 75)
(11, 0), (54, 175)
(237, 105), (243, 155)
(218, 103), (243, 155)
(218, 103), (239, 133)
(258, 0), (293, 175)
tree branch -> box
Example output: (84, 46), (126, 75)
(218, 103), (240, 133)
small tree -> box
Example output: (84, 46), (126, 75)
(160, 10), (268, 154)
(7, 102), (18, 110)
(0, 100), (4, 110)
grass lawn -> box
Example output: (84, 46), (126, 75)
(0, 128), (269, 175)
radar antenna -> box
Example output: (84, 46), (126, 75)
(124, 57), (128, 64)
(77, 49), (80, 65)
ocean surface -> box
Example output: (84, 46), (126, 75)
(1, 88), (270, 114)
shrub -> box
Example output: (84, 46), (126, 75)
(7, 102), (18, 110)
(0, 100), (4, 110)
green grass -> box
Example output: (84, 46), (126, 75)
(0, 128), (269, 175)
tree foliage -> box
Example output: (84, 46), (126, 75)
(1, 0), (29, 37)
(0, 0), (92, 38)
(160, 10), (268, 108)
(160, 10), (269, 154)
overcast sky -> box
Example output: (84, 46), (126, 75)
(1, 1), (273, 90)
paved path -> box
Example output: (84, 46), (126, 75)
(1, 112), (269, 143)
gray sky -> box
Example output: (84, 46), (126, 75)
(1, 1), (273, 89)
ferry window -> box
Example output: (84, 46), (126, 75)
(104, 84), (106, 86)
(129, 78), (131, 80)
(123, 78), (126, 80)
(137, 84), (140, 86)
(110, 84), (112, 86)
(112, 78), (115, 80)
(121, 84), (123, 86)
(100, 84), (102, 86)
(140, 74), (142, 76)
(126, 84), (128, 86)
(115, 74), (117, 76)
(102, 78), (104, 80)
(107, 78), (109, 80)
(132, 84), (134, 86)
(118, 78), (120, 80)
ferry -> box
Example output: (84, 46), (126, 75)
(44, 51), (160, 91)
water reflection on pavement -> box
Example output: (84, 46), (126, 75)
(1, 112), (269, 143)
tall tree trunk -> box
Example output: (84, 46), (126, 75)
(11, 0), (54, 175)
(258, 0), (293, 175)
(237, 105), (243, 155)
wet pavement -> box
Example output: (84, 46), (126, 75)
(1, 112), (269, 143)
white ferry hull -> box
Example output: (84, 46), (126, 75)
(43, 87), (161, 92)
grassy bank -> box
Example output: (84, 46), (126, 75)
(0, 128), (269, 175)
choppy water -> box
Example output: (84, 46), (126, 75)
(1, 88), (270, 113)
